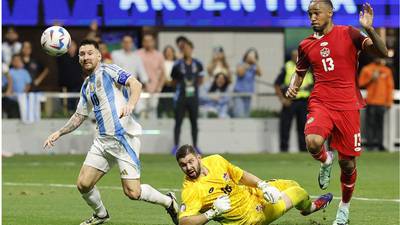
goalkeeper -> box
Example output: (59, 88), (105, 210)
(175, 144), (333, 225)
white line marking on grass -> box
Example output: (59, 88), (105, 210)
(3, 182), (181, 192)
(4, 182), (399, 203)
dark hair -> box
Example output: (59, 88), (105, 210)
(175, 35), (189, 45)
(79, 39), (99, 50)
(163, 45), (177, 60)
(310, 0), (333, 10)
(175, 144), (197, 161)
(243, 47), (259, 62)
(209, 73), (229, 93)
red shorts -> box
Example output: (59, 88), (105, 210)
(304, 103), (363, 159)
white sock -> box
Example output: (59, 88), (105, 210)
(139, 184), (172, 208)
(322, 152), (333, 166)
(339, 201), (350, 208)
(81, 186), (107, 217)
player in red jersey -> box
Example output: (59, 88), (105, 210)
(286, 1), (388, 225)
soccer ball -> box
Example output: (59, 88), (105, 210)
(40, 26), (71, 56)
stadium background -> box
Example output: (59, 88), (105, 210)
(2, 0), (400, 224)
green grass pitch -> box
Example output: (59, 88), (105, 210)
(3, 152), (399, 225)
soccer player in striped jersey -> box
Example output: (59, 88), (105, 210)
(43, 39), (179, 225)
(176, 145), (333, 225)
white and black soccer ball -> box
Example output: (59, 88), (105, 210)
(40, 26), (71, 56)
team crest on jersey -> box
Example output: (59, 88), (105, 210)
(180, 203), (186, 212)
(307, 117), (315, 124)
(320, 42), (328, 47)
(320, 47), (330, 57)
(223, 173), (230, 181)
(89, 83), (95, 92)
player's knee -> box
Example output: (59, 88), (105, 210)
(76, 180), (93, 194)
(123, 187), (141, 200)
(339, 159), (356, 174)
(305, 135), (324, 153)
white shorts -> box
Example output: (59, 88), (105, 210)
(83, 134), (141, 179)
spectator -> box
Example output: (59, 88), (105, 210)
(206, 46), (231, 81)
(99, 42), (112, 64)
(5, 55), (31, 118)
(137, 34), (165, 118)
(85, 20), (101, 43)
(233, 48), (261, 117)
(274, 50), (313, 152)
(200, 72), (231, 118)
(21, 41), (49, 91)
(9, 55), (31, 94)
(56, 40), (83, 112)
(2, 63), (18, 118)
(175, 35), (190, 59)
(111, 35), (148, 85)
(158, 45), (176, 118)
(2, 27), (22, 65)
(112, 35), (149, 117)
(171, 39), (204, 154)
(359, 58), (394, 151)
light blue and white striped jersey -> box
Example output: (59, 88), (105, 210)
(76, 63), (142, 137)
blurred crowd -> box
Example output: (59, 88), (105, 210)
(1, 24), (396, 151)
(2, 24), (264, 120)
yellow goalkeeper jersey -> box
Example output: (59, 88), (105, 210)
(179, 154), (268, 225)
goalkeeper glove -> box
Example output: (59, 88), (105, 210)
(257, 181), (282, 204)
(204, 195), (231, 220)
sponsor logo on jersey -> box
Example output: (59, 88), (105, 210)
(320, 42), (328, 47)
(180, 203), (186, 212)
(320, 47), (330, 57)
(307, 117), (315, 124)
(120, 169), (128, 176)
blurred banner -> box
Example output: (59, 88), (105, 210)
(3, 0), (399, 27)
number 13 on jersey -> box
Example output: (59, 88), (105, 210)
(322, 58), (335, 72)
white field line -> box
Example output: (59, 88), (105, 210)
(4, 182), (400, 203)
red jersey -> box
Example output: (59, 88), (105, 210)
(296, 25), (370, 110)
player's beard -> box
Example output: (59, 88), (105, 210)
(312, 21), (328, 33)
(187, 162), (201, 179)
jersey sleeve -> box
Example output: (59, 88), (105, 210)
(348, 26), (370, 51)
(179, 184), (202, 219)
(104, 64), (133, 86)
(75, 80), (90, 116)
(296, 44), (310, 73)
(215, 155), (244, 184)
